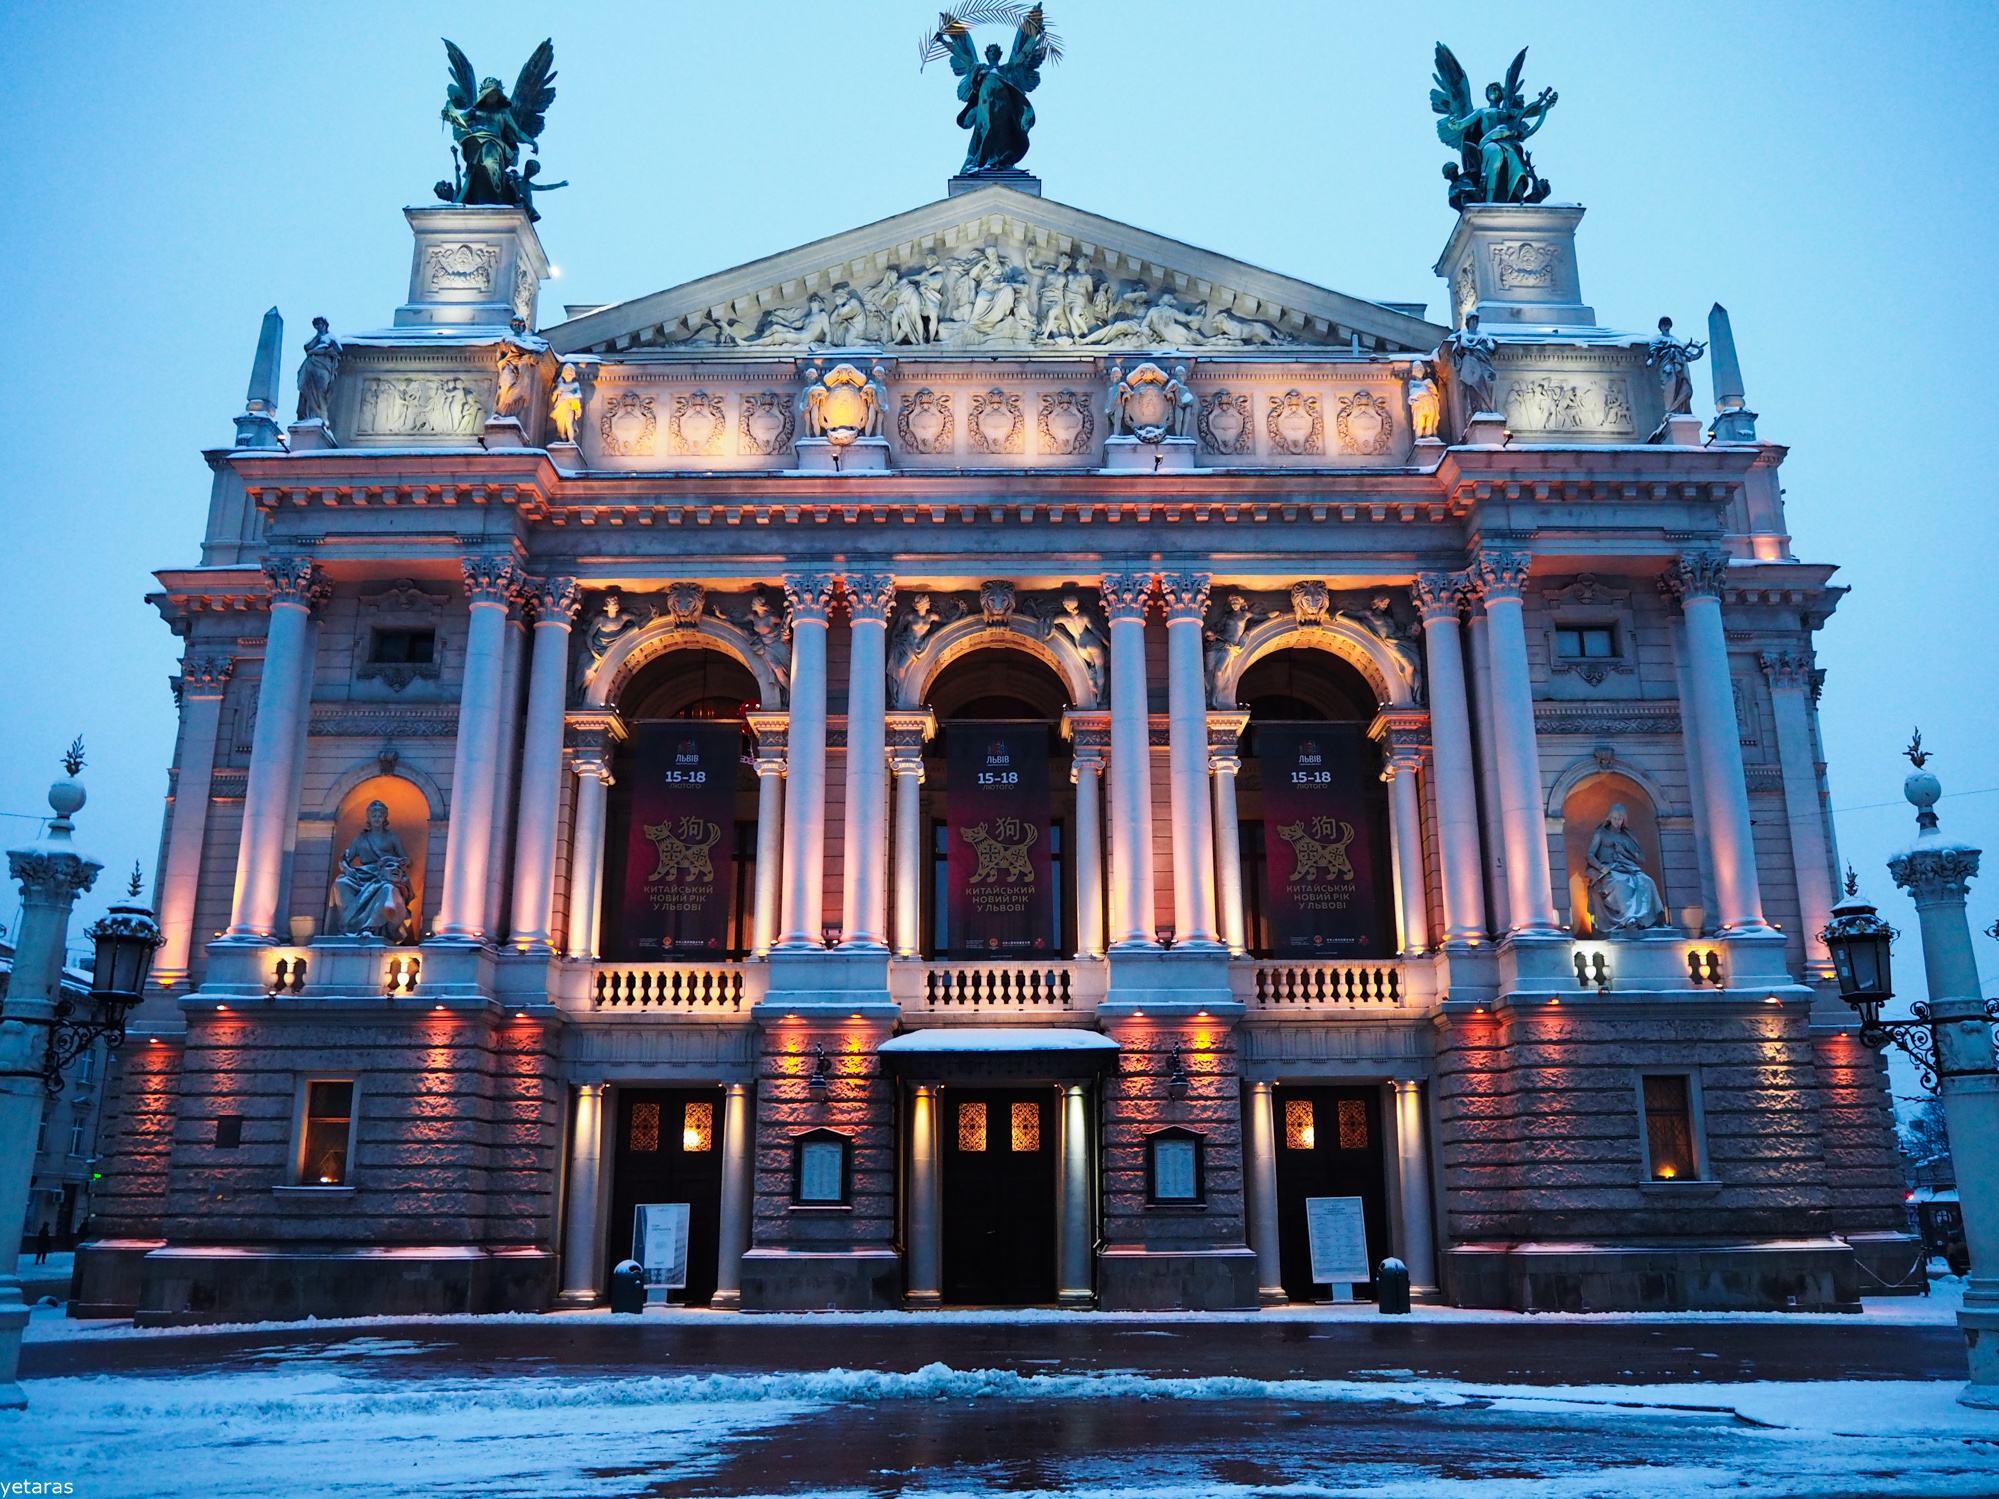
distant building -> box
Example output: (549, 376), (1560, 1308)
(82, 89), (1916, 1321)
(2, 942), (107, 1251)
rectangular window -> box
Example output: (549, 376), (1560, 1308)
(792, 1130), (851, 1205)
(35, 1119), (47, 1155)
(682, 1101), (714, 1152)
(629, 1101), (661, 1153)
(68, 1119), (85, 1156)
(77, 1052), (94, 1083)
(1146, 1129), (1206, 1204)
(1336, 1098), (1369, 1150)
(957, 1100), (988, 1152)
(1555, 626), (1617, 659)
(1284, 1098), (1315, 1150)
(1642, 1074), (1698, 1181)
(369, 628), (436, 665)
(1010, 1101), (1041, 1153)
(299, 1080), (354, 1185)
(215, 1115), (244, 1150)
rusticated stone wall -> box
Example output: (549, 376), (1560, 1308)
(750, 1018), (898, 1254)
(1096, 1017), (1249, 1251)
(92, 1040), (184, 1238)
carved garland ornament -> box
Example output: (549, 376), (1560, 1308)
(599, 391), (657, 456)
(1490, 240), (1559, 289)
(1334, 390), (1394, 455)
(969, 388), (1024, 454)
(669, 390), (727, 456)
(1265, 389), (1323, 456)
(1037, 390), (1094, 455)
(1198, 390), (1252, 454)
(897, 388), (954, 453)
(424, 242), (499, 293)
(738, 392), (795, 455)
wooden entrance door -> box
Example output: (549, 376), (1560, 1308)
(941, 1088), (1058, 1304)
(1273, 1085), (1391, 1301)
(607, 1087), (726, 1303)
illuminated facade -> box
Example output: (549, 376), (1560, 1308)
(80, 173), (1916, 1321)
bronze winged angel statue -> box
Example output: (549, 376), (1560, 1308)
(1431, 44), (1557, 209)
(921, 4), (1062, 174)
(434, 38), (558, 211)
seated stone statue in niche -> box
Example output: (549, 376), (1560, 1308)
(328, 800), (417, 942)
(1586, 803), (1667, 932)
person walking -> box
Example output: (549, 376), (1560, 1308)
(33, 1224), (51, 1265)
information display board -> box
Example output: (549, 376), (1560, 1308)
(1304, 1194), (1372, 1287)
(617, 722), (738, 958)
(945, 723), (1054, 956)
(632, 1201), (691, 1291)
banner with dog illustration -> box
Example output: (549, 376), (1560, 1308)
(1255, 723), (1382, 956)
(619, 721), (738, 958)
(945, 723), (1054, 957)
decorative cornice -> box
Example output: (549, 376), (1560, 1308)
(1534, 704), (1683, 737)
(1470, 550), (1532, 602)
(1098, 572), (1154, 621)
(1661, 551), (1728, 605)
(746, 709), (790, 762)
(461, 554), (523, 606)
(844, 573), (897, 623)
(526, 575), (582, 624)
(1157, 572), (1212, 622)
(783, 573), (838, 623)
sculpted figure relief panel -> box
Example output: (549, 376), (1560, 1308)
(357, 374), (489, 437)
(1502, 376), (1634, 435)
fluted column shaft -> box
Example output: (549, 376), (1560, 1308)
(508, 578), (581, 950)
(1762, 652), (1836, 969)
(891, 748), (924, 959)
(1411, 575), (1486, 944)
(840, 576), (894, 950)
(564, 749), (615, 959)
(777, 575), (836, 950)
(1472, 553), (1562, 934)
(906, 1084), (942, 1307)
(712, 1082), (752, 1309)
(224, 559), (322, 941)
(1667, 554), (1771, 933)
(1393, 1080), (1439, 1293)
(156, 656), (233, 983)
(1384, 747), (1431, 956)
(1101, 573), (1158, 948)
(1160, 573), (1221, 948)
(436, 555), (521, 941)
(1070, 735), (1106, 959)
(559, 1084), (607, 1305)
(1245, 1081), (1286, 1304)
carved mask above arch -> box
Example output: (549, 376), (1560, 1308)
(888, 584), (1104, 711)
(575, 585), (790, 711)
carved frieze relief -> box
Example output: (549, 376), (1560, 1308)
(1265, 389), (1323, 456)
(356, 376), (489, 437)
(424, 242), (499, 294)
(1490, 240), (1559, 289)
(669, 390), (727, 456)
(599, 391), (658, 456)
(1502, 377), (1635, 434)
(897, 388), (954, 453)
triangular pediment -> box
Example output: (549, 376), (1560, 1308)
(545, 185), (1445, 359)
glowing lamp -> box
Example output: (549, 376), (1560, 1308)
(1819, 880), (1897, 1041)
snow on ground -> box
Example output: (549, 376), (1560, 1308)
(5, 1358), (1997, 1498)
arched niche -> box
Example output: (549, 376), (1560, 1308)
(924, 647), (1074, 722)
(1235, 647), (1381, 724)
(1214, 616), (1415, 710)
(582, 612), (784, 712)
(326, 775), (431, 943)
(1562, 772), (1667, 938)
(896, 615), (1097, 711)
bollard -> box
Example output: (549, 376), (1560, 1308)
(1376, 1256), (1411, 1314)
(609, 1259), (646, 1315)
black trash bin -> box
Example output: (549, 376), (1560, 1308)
(1376, 1256), (1411, 1314)
(610, 1259), (646, 1315)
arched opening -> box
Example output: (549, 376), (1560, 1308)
(324, 775), (431, 944)
(601, 648), (762, 961)
(1562, 773), (1668, 936)
(1232, 648), (1393, 959)
(921, 648), (1075, 960)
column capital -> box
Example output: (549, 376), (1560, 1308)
(1063, 709), (1111, 756)
(461, 553), (523, 605)
(263, 556), (328, 610)
(1470, 550), (1533, 602)
(1410, 572), (1467, 624)
(1368, 707), (1432, 767)
(1758, 649), (1815, 691)
(1660, 550), (1729, 605)
(843, 573), (896, 622)
(1098, 571), (1155, 621)
(7, 847), (101, 904)
(179, 654), (236, 696)
(783, 572), (839, 623)
(526, 575), (582, 624)
(1889, 844), (1982, 905)
(1157, 572), (1212, 621)
(886, 709), (937, 749)
(1207, 710), (1250, 757)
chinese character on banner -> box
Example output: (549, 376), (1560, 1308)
(1255, 722), (1383, 957)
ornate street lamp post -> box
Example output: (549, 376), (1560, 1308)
(1821, 734), (1999, 1407)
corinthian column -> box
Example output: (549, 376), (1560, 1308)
(889, 734), (926, 960)
(508, 577), (581, 951)
(155, 655), (234, 985)
(1470, 552), (1562, 935)
(1209, 712), (1251, 957)
(840, 575), (894, 951)
(1159, 573), (1221, 949)
(746, 714), (788, 959)
(222, 558), (323, 943)
(1100, 573), (1158, 949)
(776, 575), (836, 951)
(435, 555), (521, 943)
(1067, 717), (1108, 959)
(1761, 651), (1837, 971)
(563, 737), (617, 960)
(1664, 553), (1772, 934)
(1410, 574), (1486, 944)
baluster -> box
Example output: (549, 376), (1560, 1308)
(1059, 968), (1072, 1006)
(954, 970), (969, 1006)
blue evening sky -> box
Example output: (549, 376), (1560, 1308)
(2, 1), (1994, 1032)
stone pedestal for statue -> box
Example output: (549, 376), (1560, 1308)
(1463, 413), (1507, 445)
(395, 205), (548, 329)
(1412, 435), (1446, 467)
(1434, 203), (1596, 329)
(795, 436), (890, 473)
(483, 416), (528, 449)
(1103, 436), (1197, 472)
(546, 440), (583, 471)
(1654, 413), (1705, 447)
(288, 418), (336, 451)
(948, 169), (1040, 198)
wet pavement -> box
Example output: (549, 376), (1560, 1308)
(24, 1314), (1970, 1386)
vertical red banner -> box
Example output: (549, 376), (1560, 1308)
(618, 722), (738, 958)
(945, 724), (1054, 957)
(1256, 723), (1383, 957)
